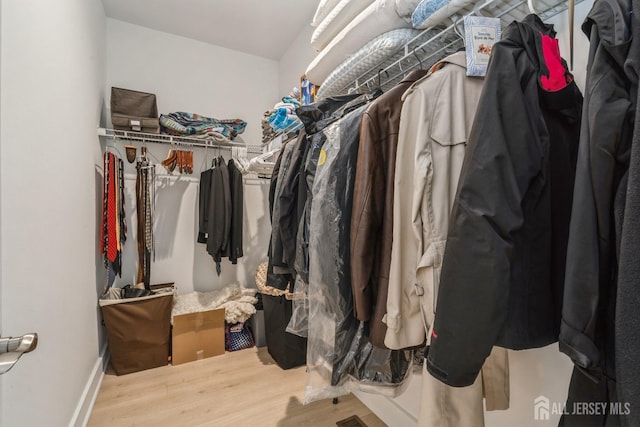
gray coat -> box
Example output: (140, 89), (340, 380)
(616, 0), (640, 421)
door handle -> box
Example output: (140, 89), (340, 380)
(0, 333), (38, 375)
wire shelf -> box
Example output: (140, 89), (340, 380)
(340, 0), (582, 95)
(97, 127), (263, 154)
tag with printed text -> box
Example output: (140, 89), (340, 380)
(464, 16), (501, 76)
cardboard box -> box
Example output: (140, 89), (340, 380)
(172, 308), (225, 365)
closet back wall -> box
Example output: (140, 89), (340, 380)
(106, 18), (279, 293)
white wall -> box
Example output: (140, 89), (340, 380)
(0, 0), (4, 419)
(278, 24), (318, 98)
(0, 0), (106, 425)
(105, 19), (277, 295)
(107, 19), (279, 146)
(547, 0), (592, 91)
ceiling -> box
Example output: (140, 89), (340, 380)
(102, 0), (318, 60)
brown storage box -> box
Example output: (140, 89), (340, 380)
(172, 308), (225, 365)
(100, 293), (173, 375)
(110, 87), (160, 133)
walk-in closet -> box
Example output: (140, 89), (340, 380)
(1, 0), (638, 426)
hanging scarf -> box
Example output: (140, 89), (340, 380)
(136, 159), (153, 289)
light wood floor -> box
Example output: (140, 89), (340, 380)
(88, 346), (386, 427)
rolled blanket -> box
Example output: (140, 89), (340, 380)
(159, 112), (247, 140)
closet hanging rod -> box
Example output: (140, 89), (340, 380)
(97, 127), (257, 150)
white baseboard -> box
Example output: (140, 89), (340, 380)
(354, 389), (418, 427)
(353, 369), (421, 427)
(69, 345), (109, 427)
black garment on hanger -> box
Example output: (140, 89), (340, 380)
(270, 142), (296, 274)
(267, 147), (293, 290)
(197, 168), (213, 244)
(227, 158), (244, 264)
(289, 93), (363, 288)
(616, 0), (640, 421)
(427, 14), (583, 387)
(559, 0), (635, 424)
(202, 157), (232, 275)
(277, 130), (308, 269)
(198, 156), (243, 273)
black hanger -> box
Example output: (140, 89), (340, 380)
(377, 68), (389, 90)
(413, 48), (424, 69)
(364, 68), (387, 99)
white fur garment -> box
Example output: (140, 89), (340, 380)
(172, 283), (258, 324)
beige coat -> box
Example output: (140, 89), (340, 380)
(385, 51), (484, 349)
(384, 52), (509, 423)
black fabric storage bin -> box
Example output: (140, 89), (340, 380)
(262, 294), (307, 369)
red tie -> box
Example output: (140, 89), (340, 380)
(106, 153), (118, 263)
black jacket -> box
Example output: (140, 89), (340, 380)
(427, 15), (582, 387)
(292, 94), (361, 286)
(197, 169), (212, 244)
(558, 0), (634, 424)
(270, 140), (296, 272)
(199, 162), (227, 256)
(267, 145), (292, 290)
(277, 130), (307, 269)
(198, 157), (233, 274)
(227, 159), (244, 264)
(560, 0), (633, 374)
(616, 0), (640, 422)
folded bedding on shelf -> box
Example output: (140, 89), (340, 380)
(311, 0), (376, 51)
(411, 0), (474, 29)
(316, 28), (421, 99)
(305, 0), (422, 85)
(311, 0), (342, 27)
(269, 108), (301, 132)
(262, 110), (277, 143)
(273, 102), (298, 114)
(281, 96), (301, 107)
(159, 112), (247, 140)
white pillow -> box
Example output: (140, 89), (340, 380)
(311, 0), (342, 27)
(311, 0), (376, 51)
(306, 0), (412, 85)
(411, 0), (474, 30)
(316, 28), (421, 98)
(395, 0), (423, 20)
